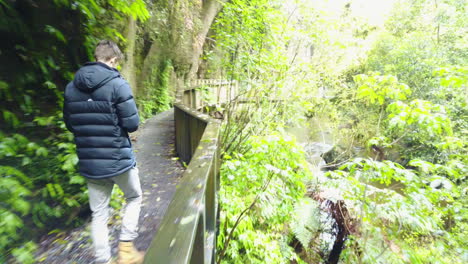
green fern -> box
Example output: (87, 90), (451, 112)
(290, 197), (320, 248)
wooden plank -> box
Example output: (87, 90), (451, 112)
(144, 82), (227, 264)
(144, 117), (220, 264)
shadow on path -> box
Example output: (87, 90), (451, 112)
(35, 109), (184, 263)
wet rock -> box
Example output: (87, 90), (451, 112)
(430, 179), (444, 189)
(303, 142), (334, 158)
(302, 142), (334, 170)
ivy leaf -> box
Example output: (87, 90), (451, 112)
(44, 25), (67, 43)
(290, 198), (319, 248)
(69, 175), (85, 185)
(61, 153), (78, 172)
(11, 199), (31, 215)
(35, 147), (49, 157)
(408, 159), (436, 174)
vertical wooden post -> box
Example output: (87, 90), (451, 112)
(190, 204), (206, 264)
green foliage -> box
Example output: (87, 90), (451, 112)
(139, 60), (173, 119)
(290, 198), (320, 249)
(11, 242), (37, 264)
(433, 66), (468, 131)
(0, 1), (150, 262)
(387, 99), (452, 139)
(110, 187), (125, 211)
(211, 0), (289, 81)
(316, 2), (468, 262)
(2, 110), (20, 128)
(108, 0), (150, 22)
(0, 128), (87, 262)
(217, 133), (312, 263)
(334, 70), (462, 163)
(0, 166), (31, 263)
(354, 72), (411, 106)
(213, 0), (306, 156)
(212, 0), (467, 263)
(326, 157), (467, 263)
(364, 32), (443, 99)
(365, 0), (468, 101)
(313, 14), (466, 260)
(0, 0), (150, 131)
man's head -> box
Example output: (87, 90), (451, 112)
(94, 40), (123, 68)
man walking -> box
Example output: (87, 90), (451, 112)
(63, 40), (144, 264)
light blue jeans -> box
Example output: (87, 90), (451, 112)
(87, 166), (142, 263)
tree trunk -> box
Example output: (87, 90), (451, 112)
(121, 17), (137, 95)
(187, 0), (227, 80)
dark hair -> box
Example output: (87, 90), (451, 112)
(94, 40), (123, 62)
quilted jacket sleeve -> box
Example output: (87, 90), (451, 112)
(115, 82), (139, 132)
(63, 104), (74, 132)
(63, 85), (74, 133)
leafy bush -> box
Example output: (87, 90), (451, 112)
(217, 133), (312, 263)
(0, 1), (149, 262)
(138, 60), (173, 119)
(0, 117), (89, 262)
(208, 0), (468, 263)
(325, 157), (467, 263)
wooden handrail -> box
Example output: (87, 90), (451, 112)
(182, 80), (238, 110)
(143, 82), (222, 264)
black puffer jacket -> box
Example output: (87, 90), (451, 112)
(63, 62), (139, 179)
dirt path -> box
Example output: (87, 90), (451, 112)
(36, 109), (184, 263)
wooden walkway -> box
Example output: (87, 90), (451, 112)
(35, 110), (184, 263)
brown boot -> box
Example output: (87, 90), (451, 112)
(118, 241), (145, 264)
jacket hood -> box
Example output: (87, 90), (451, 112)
(73, 62), (120, 93)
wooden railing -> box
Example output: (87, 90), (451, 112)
(143, 80), (231, 264)
(183, 79), (238, 111)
